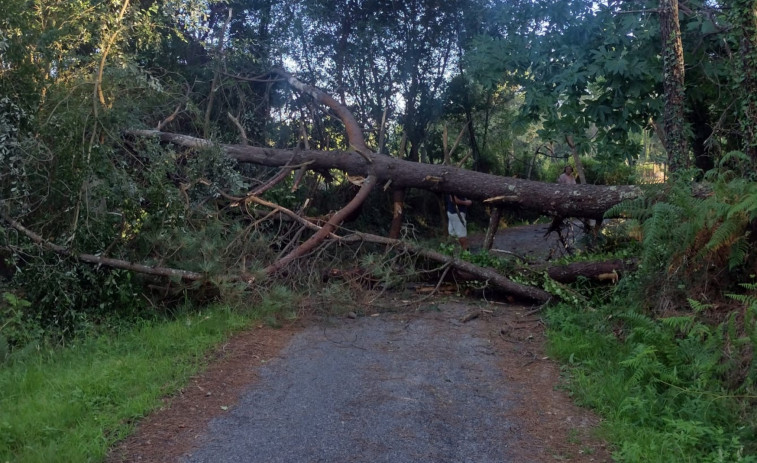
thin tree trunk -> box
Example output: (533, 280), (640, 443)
(387, 189), (406, 239)
(660, 0), (688, 172)
(731, 0), (757, 161)
(565, 135), (587, 184)
(483, 206), (502, 252)
(388, 133), (408, 239)
(204, 8), (232, 139)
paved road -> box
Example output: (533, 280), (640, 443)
(183, 303), (519, 463)
(485, 222), (585, 262)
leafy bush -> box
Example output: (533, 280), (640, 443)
(7, 257), (146, 345)
(580, 157), (638, 185)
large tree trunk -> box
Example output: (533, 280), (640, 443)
(543, 259), (637, 284)
(129, 130), (642, 220)
(690, 101), (714, 173)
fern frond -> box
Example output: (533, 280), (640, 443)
(718, 150), (752, 168)
(620, 343), (659, 385)
(726, 291), (757, 308)
(737, 281), (757, 291)
(704, 216), (746, 254)
(727, 236), (749, 270)
(619, 310), (658, 331)
(727, 188), (757, 221)
(687, 298), (713, 313)
(605, 196), (653, 220)
(660, 316), (695, 334)
(641, 202), (690, 260)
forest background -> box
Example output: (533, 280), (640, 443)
(2, 0), (757, 461)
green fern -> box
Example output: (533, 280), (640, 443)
(615, 174), (757, 312)
(727, 188), (757, 221)
(727, 282), (757, 308)
(688, 298), (713, 313)
(660, 315), (696, 333)
(704, 215), (743, 250)
(620, 343), (661, 385)
(606, 196), (655, 221)
(728, 236), (750, 270)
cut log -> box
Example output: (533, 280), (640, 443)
(544, 259), (637, 284)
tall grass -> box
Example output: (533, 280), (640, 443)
(0, 306), (254, 462)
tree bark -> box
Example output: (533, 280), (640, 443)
(731, 0), (757, 161)
(483, 206), (502, 252)
(660, 0), (689, 172)
(543, 259), (637, 284)
(262, 69), (376, 273)
(387, 188), (406, 239)
(204, 8), (232, 139)
(338, 231), (552, 303)
(565, 135), (587, 184)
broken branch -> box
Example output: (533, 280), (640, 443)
(1, 212), (206, 282)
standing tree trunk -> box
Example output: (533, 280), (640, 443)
(690, 105), (714, 173)
(483, 206), (503, 252)
(660, 0), (688, 173)
(388, 134), (408, 239)
(204, 8), (232, 139)
(565, 135), (587, 184)
(388, 189), (406, 239)
(730, 0), (757, 162)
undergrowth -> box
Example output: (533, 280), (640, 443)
(547, 163), (757, 462)
(547, 293), (757, 462)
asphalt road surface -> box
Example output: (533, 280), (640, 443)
(183, 303), (519, 463)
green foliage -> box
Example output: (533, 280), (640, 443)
(547, 156), (757, 461)
(579, 157), (638, 185)
(0, 292), (38, 353)
(467, 0), (663, 166)
(257, 285), (300, 327)
(9, 258), (146, 344)
(607, 170), (757, 312)
(0, 0), (267, 346)
(547, 296), (757, 462)
(463, 249), (517, 274)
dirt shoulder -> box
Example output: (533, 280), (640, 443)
(107, 298), (612, 463)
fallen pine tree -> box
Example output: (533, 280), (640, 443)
(2, 70), (644, 305)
